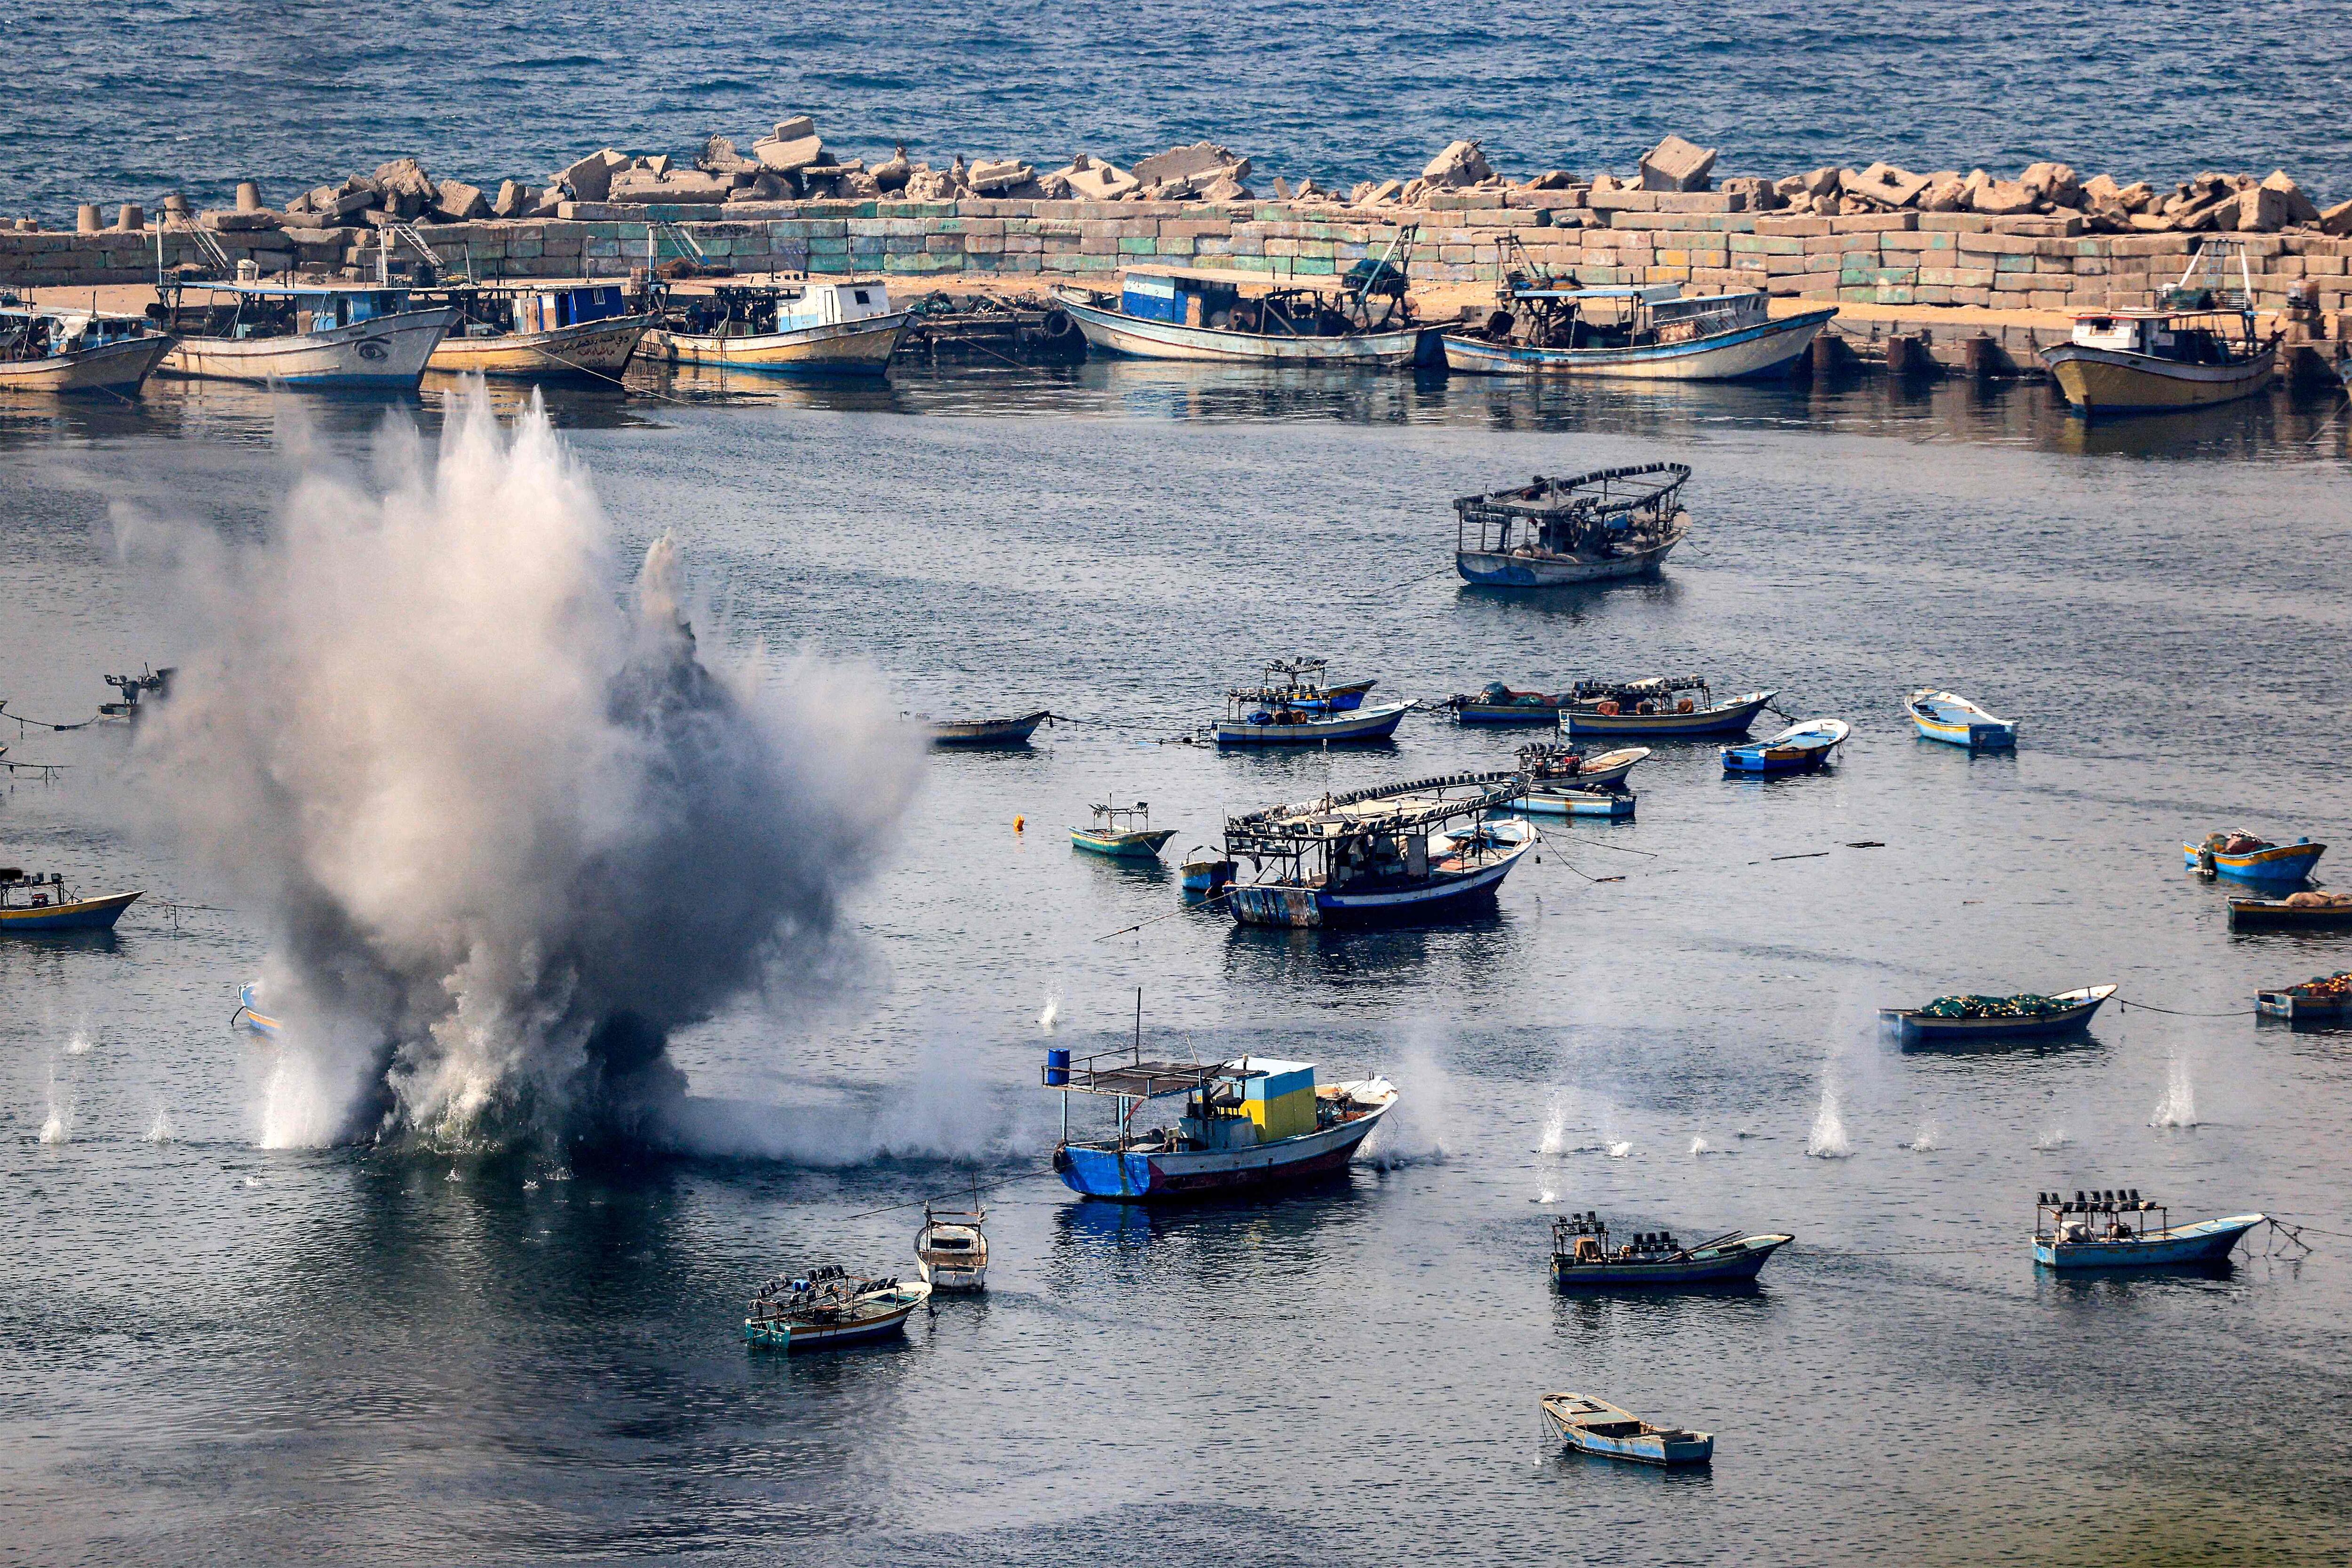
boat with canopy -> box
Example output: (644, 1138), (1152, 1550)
(1453, 463), (1692, 587)
(1053, 229), (1425, 365)
(1222, 771), (1535, 927)
(1561, 677), (1777, 737)
(2031, 1191), (2264, 1269)
(744, 1266), (930, 1349)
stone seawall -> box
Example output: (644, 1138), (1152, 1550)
(10, 192), (2348, 358)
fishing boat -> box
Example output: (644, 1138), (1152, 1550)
(1214, 660), (1410, 746)
(1044, 1034), (1398, 1201)
(232, 981), (285, 1040)
(2257, 971), (2352, 1027)
(914, 1198), (989, 1291)
(1881, 984), (2115, 1043)
(422, 280), (653, 377)
(1447, 683), (1576, 724)
(1905, 688), (2017, 750)
(1071, 802), (1176, 860)
(2186, 832), (2325, 885)
(1517, 742), (1649, 793)
(2031, 1191), (2264, 1270)
(645, 279), (911, 375)
(1521, 788), (1636, 820)
(2042, 242), (2279, 416)
(1549, 1211), (1792, 1288)
(928, 709), (1055, 747)
(1539, 1394), (1714, 1467)
(1052, 231), (1424, 366)
(1319, 678), (1377, 712)
(0, 867), (140, 932)
(1179, 847), (1237, 895)
(1454, 463), (1692, 586)
(744, 1266), (931, 1350)
(0, 299), (176, 395)
(1223, 772), (1535, 927)
(1561, 677), (1777, 738)
(2229, 891), (2352, 932)
(1721, 718), (1848, 775)
(154, 281), (458, 387)
(1446, 236), (1831, 380)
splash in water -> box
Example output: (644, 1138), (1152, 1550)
(1038, 992), (1060, 1034)
(2151, 1058), (2197, 1129)
(1689, 1135), (1713, 1156)
(65, 1026), (94, 1057)
(128, 388), (918, 1152)
(143, 1107), (176, 1143)
(1538, 1098), (1569, 1156)
(1909, 1120), (1941, 1152)
(39, 1068), (71, 1144)
(1806, 1079), (1851, 1159)
(2033, 1125), (2069, 1151)
(1605, 1138), (1633, 1159)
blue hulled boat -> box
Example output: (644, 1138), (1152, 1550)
(1906, 688), (2017, 750)
(2031, 1192), (2263, 1270)
(2185, 832), (2325, 885)
(1550, 1212), (1791, 1289)
(0, 867), (140, 933)
(1722, 718), (1848, 775)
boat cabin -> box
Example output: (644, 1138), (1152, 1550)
(1551, 1211), (1689, 1263)
(0, 869), (70, 909)
(0, 305), (162, 361)
(670, 279), (896, 337)
(1117, 245), (1414, 335)
(2066, 309), (2253, 364)
(1569, 675), (1712, 717)
(1045, 1044), (1344, 1154)
(435, 282), (633, 337)
(153, 283), (420, 339)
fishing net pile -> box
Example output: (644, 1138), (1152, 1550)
(1920, 993), (2064, 1019)
(2282, 890), (2352, 908)
(2287, 972), (2352, 998)
(2201, 831), (2274, 854)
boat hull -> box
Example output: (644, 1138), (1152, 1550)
(1456, 533), (1682, 586)
(160, 308), (459, 387)
(1071, 828), (1176, 860)
(1908, 692), (2018, 750)
(1054, 293), (1424, 366)
(2257, 987), (2352, 1025)
(1228, 833), (1533, 928)
(0, 334), (175, 395)
(1522, 788), (1635, 819)
(427, 316), (651, 376)
(1722, 745), (1834, 774)
(2034, 1215), (2264, 1269)
(930, 710), (1051, 747)
(1443, 307), (1835, 380)
(1552, 1235), (1788, 1288)
(2043, 342), (2276, 414)
(1055, 1097), (1391, 1200)
(1540, 1404), (1714, 1466)
(2230, 899), (2352, 932)
(235, 981), (286, 1039)
(1214, 701), (1409, 745)
(1565, 692), (1775, 737)
(646, 313), (910, 374)
(0, 891), (141, 932)
(2185, 841), (2324, 884)
(1884, 994), (2110, 1042)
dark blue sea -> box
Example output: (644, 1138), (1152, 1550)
(6, 1), (2352, 223)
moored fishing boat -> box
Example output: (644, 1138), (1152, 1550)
(1453, 463), (1692, 586)
(0, 299), (175, 395)
(1044, 1036), (1397, 1200)
(1179, 847), (1237, 895)
(2257, 970), (2352, 1026)
(1721, 718), (1847, 775)
(928, 709), (1055, 747)
(645, 279), (911, 375)
(1447, 682), (1576, 724)
(1053, 231), (1423, 366)
(2186, 832), (2324, 885)
(154, 281), (458, 387)
(1213, 661), (1409, 746)
(2031, 1191), (2263, 1269)
(0, 867), (140, 932)
(744, 1266), (930, 1350)
(422, 280), (652, 377)
(1905, 688), (2017, 750)
(232, 981), (285, 1040)
(1071, 802), (1176, 860)
(1549, 1211), (1792, 1288)
(2229, 890), (2352, 932)
(1561, 677), (1776, 737)
(1517, 741), (1648, 794)
(1881, 984), (2115, 1043)
(1540, 1393), (1714, 1466)
(2042, 242), (2279, 416)
(1522, 788), (1635, 820)
(914, 1198), (989, 1291)
(1223, 772), (1536, 928)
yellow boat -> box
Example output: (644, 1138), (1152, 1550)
(2042, 241), (2278, 416)
(424, 282), (653, 377)
(645, 279), (910, 376)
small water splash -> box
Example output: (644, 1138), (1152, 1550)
(445, 1167), (463, 1183)
(65, 1025), (94, 1057)
(243, 1174), (263, 1188)
(2151, 1058), (2197, 1129)
(1534, 1187), (1557, 1205)
(1909, 1120), (1941, 1152)
(39, 1111), (70, 1144)
(1537, 1099), (1568, 1156)
(1605, 1138), (1632, 1159)
(143, 1107), (176, 1143)
(522, 1178), (541, 1191)
(2033, 1125), (2069, 1151)
(1038, 992), (1060, 1034)
(1689, 1135), (1713, 1156)
(1806, 1080), (1851, 1159)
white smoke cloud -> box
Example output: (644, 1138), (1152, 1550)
(129, 386), (919, 1150)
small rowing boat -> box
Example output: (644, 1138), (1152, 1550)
(233, 981), (285, 1040)
(1179, 847), (1237, 895)
(1722, 718), (1847, 775)
(744, 1266), (931, 1350)
(2230, 890), (2352, 931)
(2257, 971), (2352, 1027)
(1881, 984), (2114, 1042)
(1905, 688), (2017, 750)
(1549, 1211), (1791, 1288)
(2186, 832), (2324, 885)
(2031, 1191), (2263, 1269)
(1521, 787), (1635, 819)
(915, 1197), (989, 1292)
(1540, 1393), (1713, 1466)
(0, 868), (140, 933)
(929, 709), (1054, 747)
(1071, 802), (1176, 860)
(1562, 677), (1776, 738)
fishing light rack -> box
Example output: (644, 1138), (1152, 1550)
(1226, 771), (1528, 855)
(1454, 462), (1692, 531)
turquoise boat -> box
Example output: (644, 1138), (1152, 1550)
(1071, 803), (1176, 860)
(744, 1268), (931, 1350)
(2032, 1192), (2264, 1269)
(2185, 832), (2325, 885)
(1905, 688), (2017, 749)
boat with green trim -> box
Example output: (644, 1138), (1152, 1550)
(744, 1266), (930, 1350)
(1071, 802), (1176, 860)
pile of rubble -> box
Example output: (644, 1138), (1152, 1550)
(1745, 157), (2346, 235)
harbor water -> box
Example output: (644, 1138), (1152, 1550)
(4, 365), (2351, 1563)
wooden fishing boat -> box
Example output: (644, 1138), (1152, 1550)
(1517, 742), (1648, 793)
(155, 282), (458, 387)
(1447, 683), (1575, 723)
(2257, 971), (2352, 1026)
(1053, 231), (1424, 366)
(1722, 718), (1848, 774)
(1881, 984), (2115, 1042)
(1521, 787), (1636, 820)
(1539, 1394), (1714, 1466)
(1179, 847), (1237, 895)
(1213, 665), (1410, 745)
(2042, 243), (2278, 416)
(646, 279), (911, 375)
(1549, 1212), (1791, 1288)
(744, 1266), (930, 1350)
(1454, 462), (1692, 586)
(1224, 773), (1536, 927)
(233, 981), (286, 1040)
(928, 709), (1054, 747)
(0, 302), (175, 395)
(423, 281), (652, 376)
(2186, 833), (2324, 885)
(1071, 802), (1176, 860)
(914, 1198), (989, 1291)
(2229, 891), (2352, 932)
(1905, 688), (2017, 750)
(1045, 1033), (1397, 1200)
(0, 868), (140, 932)
(1562, 677), (1776, 737)
(2031, 1192), (2263, 1270)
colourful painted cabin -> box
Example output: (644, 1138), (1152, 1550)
(1238, 1058), (1317, 1141)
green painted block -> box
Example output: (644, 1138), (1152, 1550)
(1117, 235), (1158, 254)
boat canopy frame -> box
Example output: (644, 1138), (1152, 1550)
(1455, 462), (1692, 559)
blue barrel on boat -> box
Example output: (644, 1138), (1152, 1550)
(1045, 1048), (1070, 1086)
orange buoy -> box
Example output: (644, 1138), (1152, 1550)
(1014, 815), (1025, 832)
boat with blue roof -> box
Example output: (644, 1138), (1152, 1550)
(423, 280), (653, 377)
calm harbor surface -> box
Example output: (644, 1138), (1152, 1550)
(4, 365), (2351, 1563)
